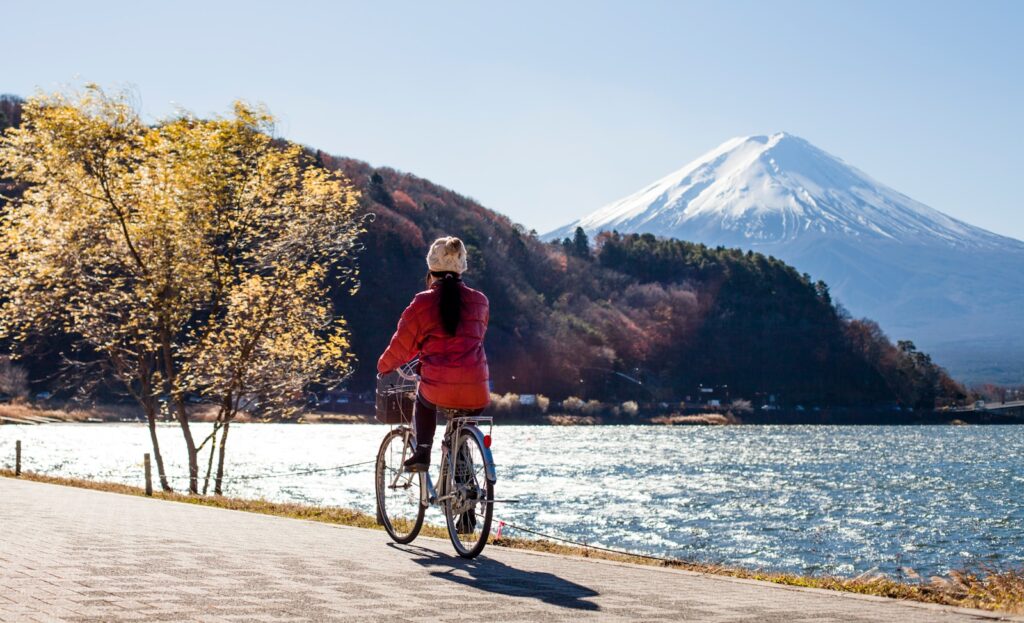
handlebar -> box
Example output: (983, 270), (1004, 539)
(377, 358), (421, 383)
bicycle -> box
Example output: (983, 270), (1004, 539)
(374, 360), (496, 558)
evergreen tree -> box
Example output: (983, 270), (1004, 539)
(572, 226), (590, 258)
(368, 170), (394, 208)
(814, 280), (831, 304)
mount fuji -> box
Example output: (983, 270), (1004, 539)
(547, 133), (1024, 383)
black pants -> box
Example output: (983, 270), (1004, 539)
(412, 393), (483, 448)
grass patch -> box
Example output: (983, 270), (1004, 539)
(2, 469), (1021, 614)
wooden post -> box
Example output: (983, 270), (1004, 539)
(144, 453), (152, 496)
(15, 440), (21, 476)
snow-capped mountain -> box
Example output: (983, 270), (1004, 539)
(549, 133), (1014, 249)
(547, 133), (1024, 383)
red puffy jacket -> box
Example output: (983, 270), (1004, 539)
(377, 281), (491, 410)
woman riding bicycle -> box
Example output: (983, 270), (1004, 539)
(377, 236), (490, 473)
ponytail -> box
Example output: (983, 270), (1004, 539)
(431, 271), (462, 335)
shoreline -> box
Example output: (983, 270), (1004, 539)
(3, 408), (1021, 427)
(3, 400), (1023, 426)
(1, 469), (1021, 615)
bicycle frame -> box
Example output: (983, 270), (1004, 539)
(383, 417), (496, 509)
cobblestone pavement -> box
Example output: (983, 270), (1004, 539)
(1, 477), (1020, 622)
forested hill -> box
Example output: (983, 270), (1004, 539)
(316, 152), (962, 409)
(0, 91), (960, 409)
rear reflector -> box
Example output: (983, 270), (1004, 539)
(483, 434), (492, 448)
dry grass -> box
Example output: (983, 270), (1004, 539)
(2, 470), (1021, 614)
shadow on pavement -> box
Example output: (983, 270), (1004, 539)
(392, 543), (601, 611)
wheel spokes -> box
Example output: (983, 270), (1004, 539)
(445, 433), (492, 552)
(379, 432), (422, 535)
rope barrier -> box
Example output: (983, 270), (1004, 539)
(222, 459), (377, 482)
(0, 451), (376, 486)
(493, 518), (677, 564)
(170, 461), (674, 565)
(216, 449), (676, 564)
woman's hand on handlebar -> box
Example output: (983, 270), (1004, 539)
(397, 358), (421, 381)
(396, 366), (420, 382)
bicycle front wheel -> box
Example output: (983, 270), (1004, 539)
(441, 429), (494, 558)
(375, 428), (425, 544)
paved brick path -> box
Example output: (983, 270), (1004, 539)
(1, 477), (1019, 622)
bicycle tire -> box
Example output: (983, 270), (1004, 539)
(375, 427), (425, 544)
(441, 429), (494, 558)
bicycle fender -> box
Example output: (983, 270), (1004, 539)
(465, 427), (497, 483)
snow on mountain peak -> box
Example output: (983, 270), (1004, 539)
(550, 133), (1012, 249)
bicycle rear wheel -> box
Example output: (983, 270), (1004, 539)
(441, 429), (494, 558)
(375, 428), (425, 544)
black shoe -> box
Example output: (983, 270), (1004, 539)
(456, 508), (477, 534)
(403, 445), (430, 473)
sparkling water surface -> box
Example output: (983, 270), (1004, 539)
(2, 423), (1022, 577)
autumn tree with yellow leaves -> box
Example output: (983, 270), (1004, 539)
(0, 86), (363, 493)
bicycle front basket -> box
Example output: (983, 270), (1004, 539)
(375, 373), (416, 425)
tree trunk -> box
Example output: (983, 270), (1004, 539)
(178, 411), (199, 494)
(214, 419), (231, 495)
(172, 394), (199, 494)
(159, 324), (199, 493)
(144, 402), (171, 491)
(201, 421), (220, 495)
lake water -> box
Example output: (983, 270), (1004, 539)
(2, 422), (1022, 577)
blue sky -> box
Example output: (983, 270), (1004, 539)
(3, 1), (1022, 238)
